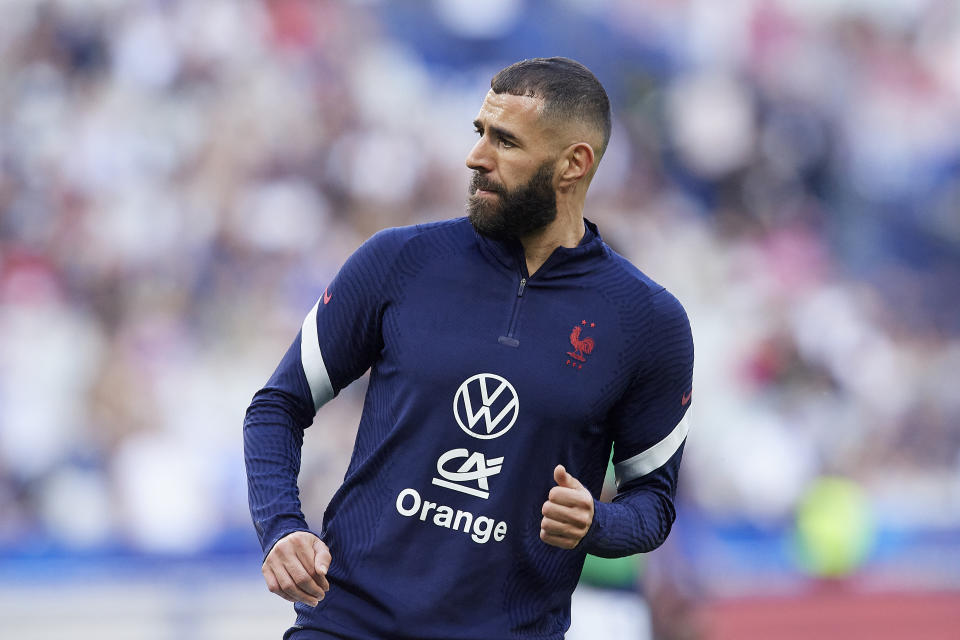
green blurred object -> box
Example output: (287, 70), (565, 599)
(794, 476), (875, 577)
(579, 552), (644, 589)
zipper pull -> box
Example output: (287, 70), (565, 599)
(517, 277), (527, 297)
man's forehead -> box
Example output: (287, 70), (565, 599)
(475, 90), (544, 127)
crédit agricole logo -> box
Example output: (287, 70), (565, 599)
(394, 373), (518, 545)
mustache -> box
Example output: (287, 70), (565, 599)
(470, 172), (504, 195)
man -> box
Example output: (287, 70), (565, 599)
(244, 57), (693, 640)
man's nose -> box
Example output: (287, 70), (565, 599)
(465, 136), (493, 173)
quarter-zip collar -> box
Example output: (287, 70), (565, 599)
(474, 217), (605, 279)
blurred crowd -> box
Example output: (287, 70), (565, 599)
(0, 0), (958, 594)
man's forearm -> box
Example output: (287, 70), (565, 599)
(244, 388), (314, 557)
(580, 486), (676, 558)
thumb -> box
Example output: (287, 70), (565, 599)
(313, 537), (331, 575)
(554, 464), (582, 489)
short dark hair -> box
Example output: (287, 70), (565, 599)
(491, 57), (611, 159)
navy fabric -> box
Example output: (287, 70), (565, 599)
(244, 217), (694, 639)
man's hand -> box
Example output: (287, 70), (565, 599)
(540, 465), (595, 549)
(262, 531), (332, 607)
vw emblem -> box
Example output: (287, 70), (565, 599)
(453, 373), (519, 440)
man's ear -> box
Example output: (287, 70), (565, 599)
(557, 142), (595, 189)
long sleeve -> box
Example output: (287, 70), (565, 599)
(243, 227), (411, 560)
(583, 288), (693, 557)
(244, 333), (317, 558)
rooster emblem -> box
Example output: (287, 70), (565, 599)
(566, 321), (596, 369)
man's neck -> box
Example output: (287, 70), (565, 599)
(518, 206), (585, 276)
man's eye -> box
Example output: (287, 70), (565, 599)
(500, 139), (514, 148)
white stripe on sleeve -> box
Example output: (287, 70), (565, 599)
(614, 416), (689, 488)
(300, 299), (334, 411)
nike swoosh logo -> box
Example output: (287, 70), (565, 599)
(323, 287), (332, 305)
(681, 390), (692, 406)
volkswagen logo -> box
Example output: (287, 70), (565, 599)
(453, 373), (519, 440)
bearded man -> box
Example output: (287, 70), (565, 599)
(244, 57), (694, 640)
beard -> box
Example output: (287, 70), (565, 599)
(467, 161), (557, 240)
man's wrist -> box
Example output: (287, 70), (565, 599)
(579, 498), (609, 552)
(260, 518), (313, 562)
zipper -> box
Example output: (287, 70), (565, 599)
(499, 274), (527, 348)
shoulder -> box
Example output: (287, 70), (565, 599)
(361, 217), (473, 257)
(601, 244), (687, 311)
(348, 218), (474, 288)
(596, 243), (692, 344)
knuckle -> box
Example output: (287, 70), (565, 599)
(290, 564), (308, 579)
(295, 576), (310, 589)
(301, 566), (317, 580)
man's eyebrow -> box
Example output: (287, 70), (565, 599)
(473, 120), (521, 143)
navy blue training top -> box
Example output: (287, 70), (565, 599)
(244, 217), (694, 640)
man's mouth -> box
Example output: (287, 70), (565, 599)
(471, 172), (503, 196)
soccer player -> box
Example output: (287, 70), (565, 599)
(244, 57), (694, 639)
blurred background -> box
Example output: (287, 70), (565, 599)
(1, 0), (958, 638)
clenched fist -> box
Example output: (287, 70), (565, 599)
(540, 465), (595, 549)
(262, 531), (332, 607)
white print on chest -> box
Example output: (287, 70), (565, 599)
(395, 487), (507, 544)
(432, 448), (503, 499)
(453, 373), (519, 439)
